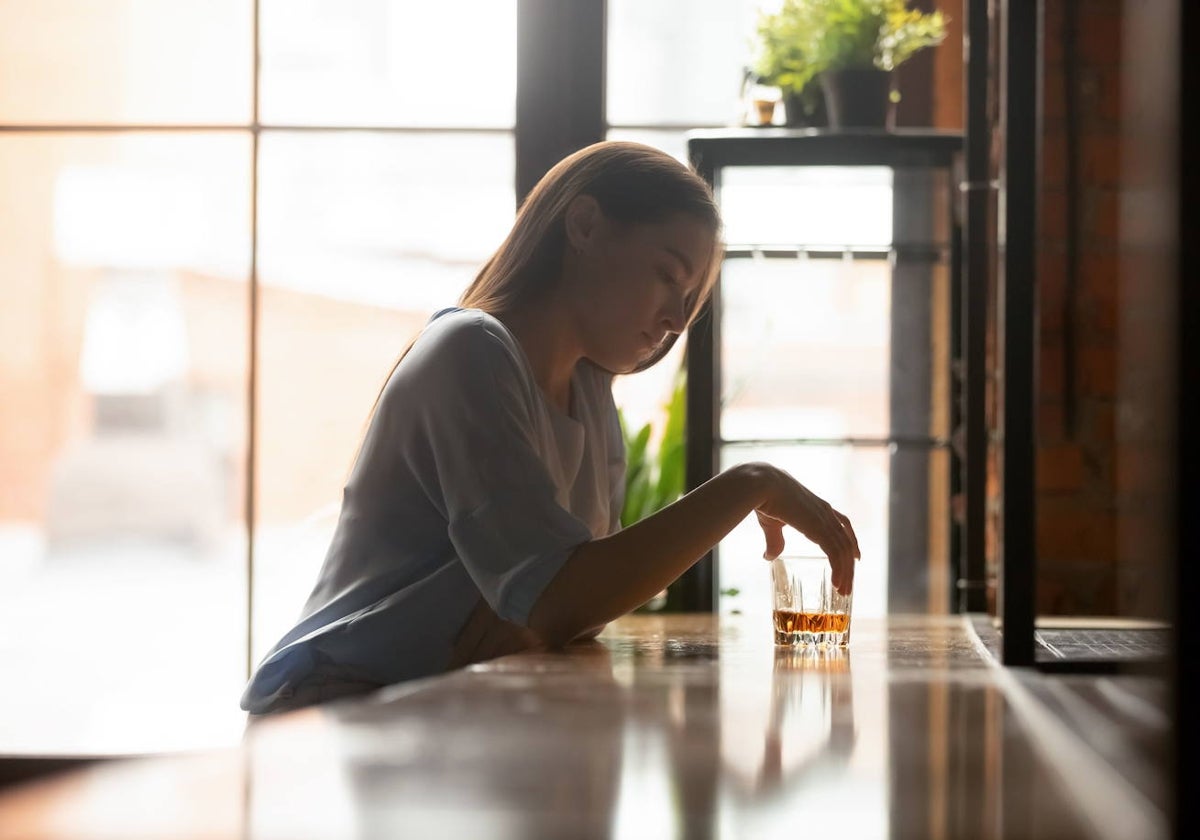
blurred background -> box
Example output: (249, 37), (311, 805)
(0, 0), (966, 753)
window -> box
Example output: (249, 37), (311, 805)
(0, 0), (516, 751)
(605, 0), (767, 448)
(1, 1), (932, 755)
(608, 3), (911, 625)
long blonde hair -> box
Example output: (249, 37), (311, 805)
(458, 140), (723, 368)
(361, 141), (722, 442)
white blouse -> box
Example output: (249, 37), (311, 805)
(240, 307), (625, 714)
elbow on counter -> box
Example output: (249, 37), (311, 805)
(526, 587), (607, 649)
(526, 611), (586, 650)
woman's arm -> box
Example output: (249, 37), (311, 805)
(527, 461), (860, 647)
(572, 624), (607, 641)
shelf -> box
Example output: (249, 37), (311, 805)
(722, 243), (953, 262)
(720, 436), (951, 449)
(686, 128), (963, 171)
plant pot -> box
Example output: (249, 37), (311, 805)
(781, 86), (828, 127)
(820, 67), (895, 129)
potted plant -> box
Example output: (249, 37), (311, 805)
(750, 3), (828, 127)
(816, 0), (948, 128)
(752, 0), (948, 129)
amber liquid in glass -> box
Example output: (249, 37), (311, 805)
(773, 609), (851, 645)
(773, 610), (850, 634)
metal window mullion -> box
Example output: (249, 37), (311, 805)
(683, 156), (720, 612)
(961, 0), (991, 613)
(246, 0), (261, 682)
(515, 0), (606, 204)
(0, 124), (515, 134)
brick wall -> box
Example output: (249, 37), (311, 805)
(1113, 0), (1177, 621)
(1033, 0), (1123, 614)
(965, 0), (1127, 615)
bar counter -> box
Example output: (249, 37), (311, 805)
(0, 613), (1169, 839)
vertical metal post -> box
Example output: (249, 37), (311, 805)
(515, 0), (606, 203)
(680, 152), (719, 612)
(889, 171), (935, 613)
(1000, 0), (1040, 666)
(960, 0), (991, 613)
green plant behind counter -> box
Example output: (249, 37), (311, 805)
(618, 362), (687, 613)
(618, 361), (686, 530)
(752, 0), (947, 80)
(752, 2), (820, 101)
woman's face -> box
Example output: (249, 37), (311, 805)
(564, 198), (715, 374)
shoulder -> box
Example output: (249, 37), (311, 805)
(418, 307), (517, 360)
(379, 307), (535, 417)
(402, 307), (526, 382)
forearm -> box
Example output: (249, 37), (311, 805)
(572, 623), (607, 641)
(528, 463), (763, 645)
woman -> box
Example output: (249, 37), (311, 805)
(241, 141), (860, 716)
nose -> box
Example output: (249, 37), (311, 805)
(660, 291), (687, 335)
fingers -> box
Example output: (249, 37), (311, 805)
(833, 508), (861, 560)
(822, 533), (853, 596)
(756, 510), (786, 560)
(828, 508), (860, 596)
(808, 496), (855, 595)
(750, 464), (861, 595)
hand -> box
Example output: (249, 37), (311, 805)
(743, 462), (861, 595)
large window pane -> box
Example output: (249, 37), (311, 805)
(720, 257), (892, 441)
(0, 133), (251, 752)
(719, 166), (894, 248)
(254, 131), (515, 661)
(717, 445), (890, 625)
(0, 1), (252, 124)
(260, 0), (516, 127)
(607, 0), (763, 126)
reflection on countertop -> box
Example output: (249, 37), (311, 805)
(0, 614), (1171, 840)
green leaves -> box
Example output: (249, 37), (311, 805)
(879, 4), (947, 71)
(618, 416), (654, 529)
(751, 0), (947, 88)
(618, 363), (688, 529)
(752, 0), (823, 95)
(811, 0), (889, 71)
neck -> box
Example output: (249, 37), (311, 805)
(496, 294), (582, 413)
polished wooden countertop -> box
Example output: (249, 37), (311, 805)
(0, 613), (1170, 839)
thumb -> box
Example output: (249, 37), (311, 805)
(756, 511), (786, 560)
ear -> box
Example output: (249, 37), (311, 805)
(564, 194), (604, 254)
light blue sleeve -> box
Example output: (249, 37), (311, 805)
(389, 314), (593, 626)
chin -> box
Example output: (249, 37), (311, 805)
(594, 355), (642, 375)
(588, 342), (654, 375)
